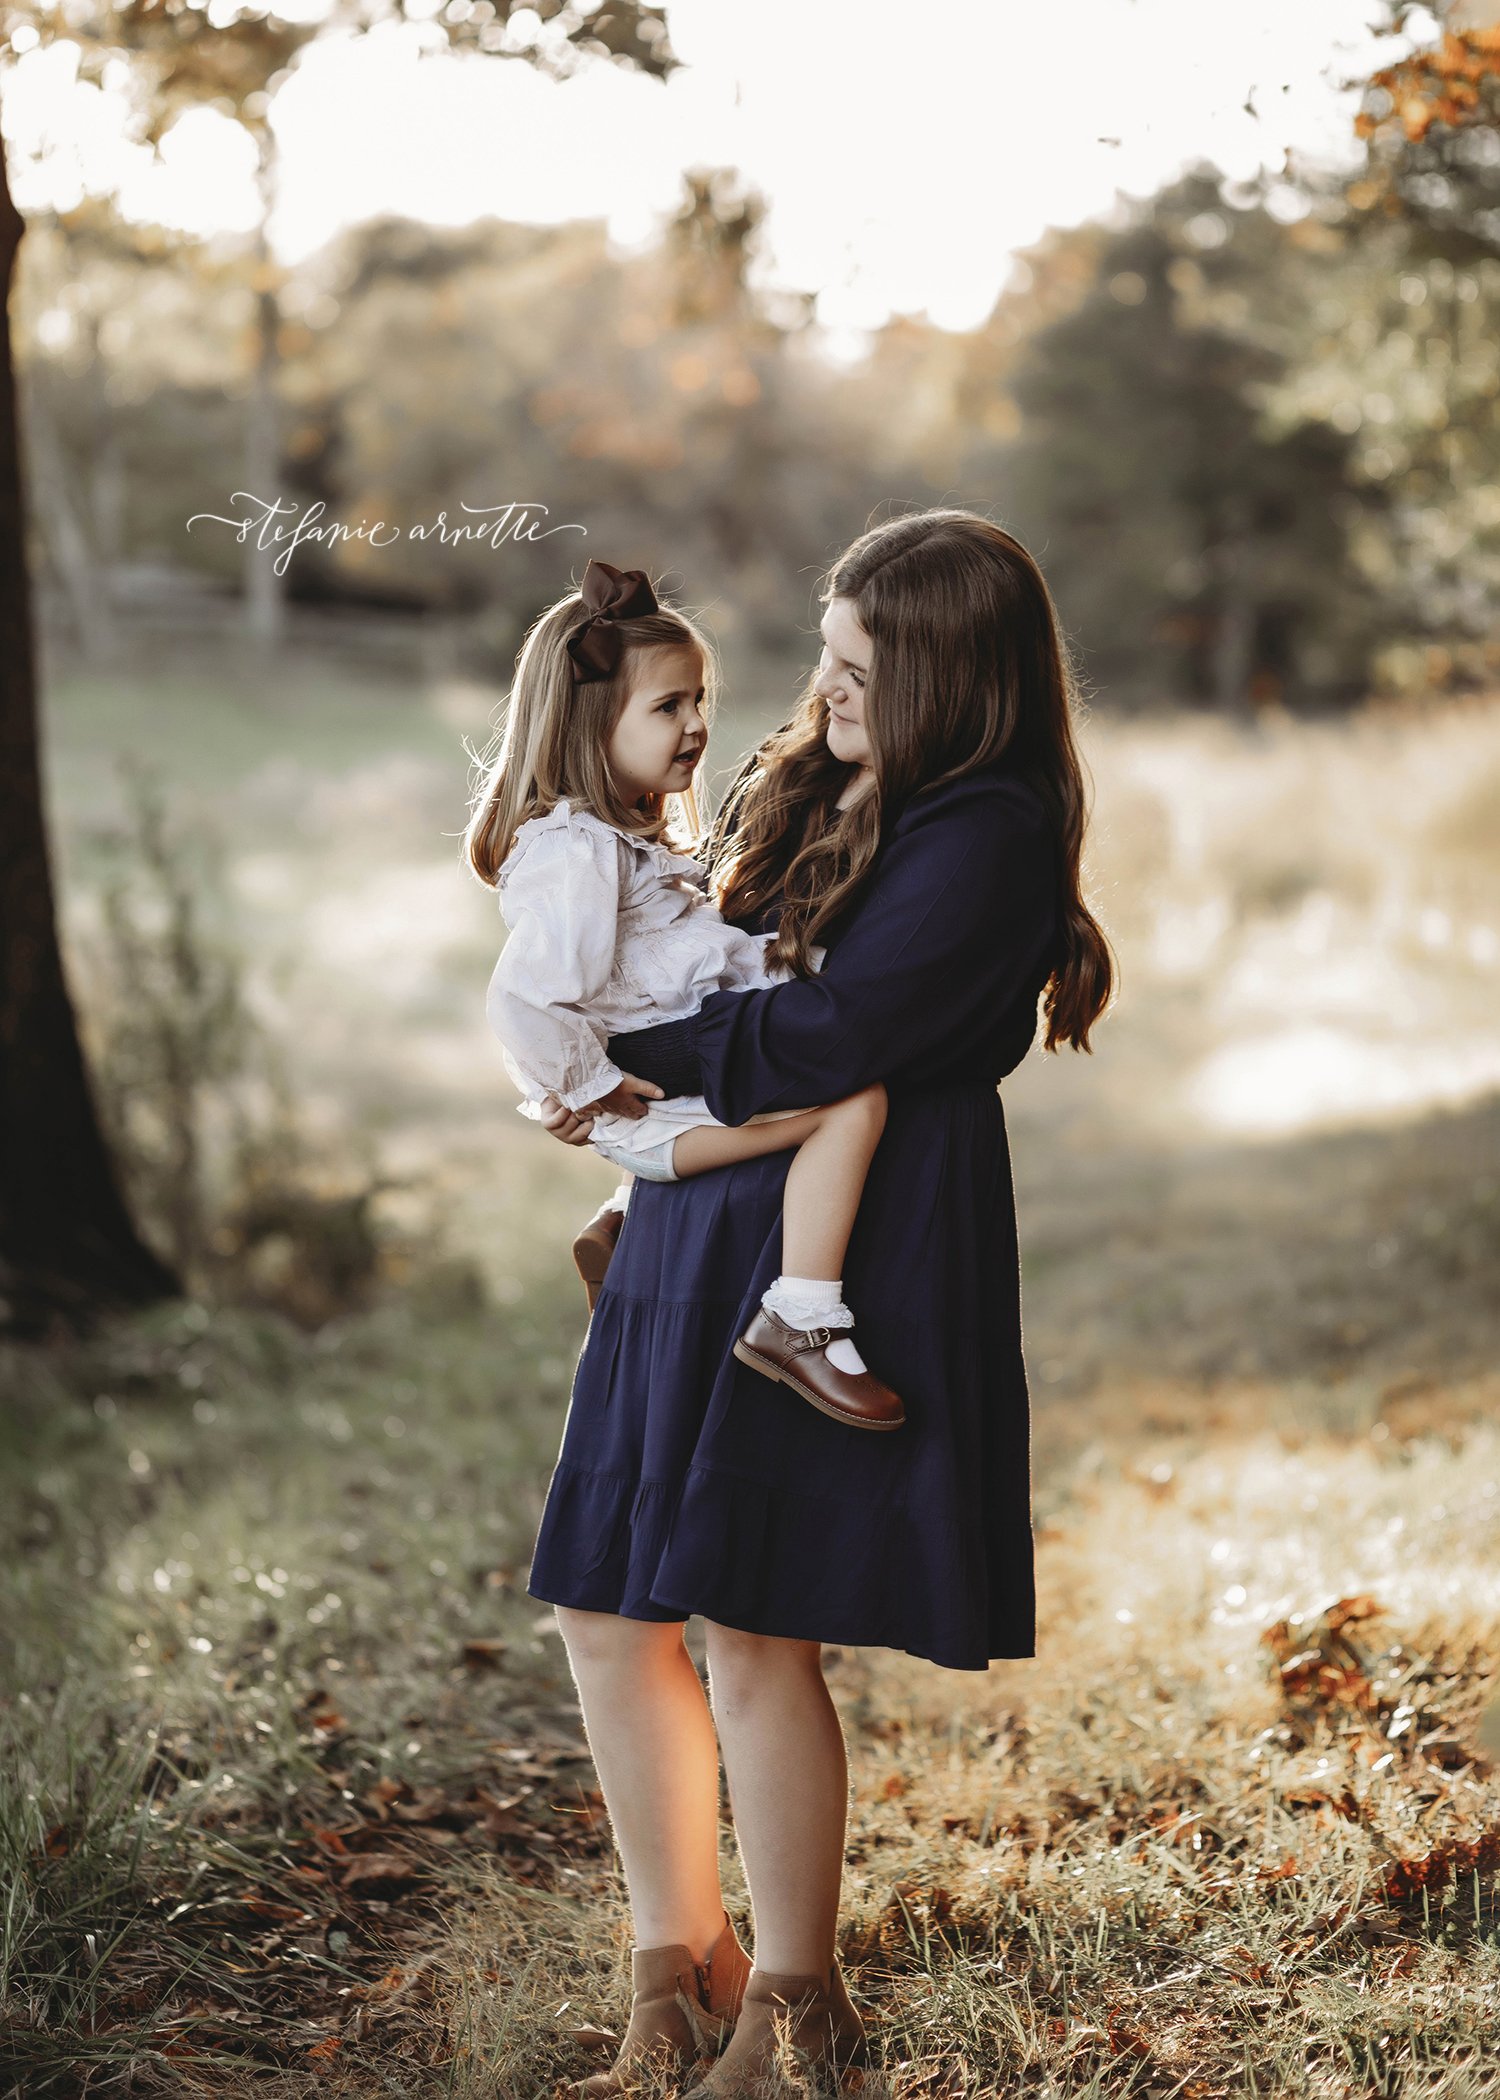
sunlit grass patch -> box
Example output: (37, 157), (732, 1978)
(807, 1407), (1500, 2096)
(1072, 694), (1500, 1146)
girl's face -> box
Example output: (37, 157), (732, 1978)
(813, 596), (873, 769)
(607, 644), (709, 802)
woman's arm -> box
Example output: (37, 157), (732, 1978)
(609, 773), (1059, 1122)
(602, 1012), (703, 1098)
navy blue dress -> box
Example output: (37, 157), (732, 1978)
(524, 761), (1061, 1670)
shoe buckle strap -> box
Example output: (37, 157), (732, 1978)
(793, 1325), (833, 1351)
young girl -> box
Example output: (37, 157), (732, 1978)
(465, 558), (905, 1434)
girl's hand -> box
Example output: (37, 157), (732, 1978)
(585, 1073), (666, 1121)
(538, 1094), (595, 1146)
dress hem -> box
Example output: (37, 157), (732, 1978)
(523, 1571), (1036, 1673)
(524, 1455), (1036, 1673)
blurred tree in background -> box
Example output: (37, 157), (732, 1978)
(1353, 2), (1500, 259)
(1332, 0), (1500, 685)
(956, 170), (1389, 712)
(6, 0), (677, 652)
(16, 201), (249, 654)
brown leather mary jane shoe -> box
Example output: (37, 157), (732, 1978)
(733, 1308), (905, 1432)
(570, 1911), (752, 2098)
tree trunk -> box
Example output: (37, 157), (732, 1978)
(86, 310), (127, 579)
(242, 192), (284, 655)
(0, 133), (180, 1337)
(26, 373), (116, 660)
(1209, 495), (1257, 718)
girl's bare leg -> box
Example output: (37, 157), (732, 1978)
(670, 1084), (888, 1281)
(554, 1606), (729, 1959)
(701, 1622), (848, 1976)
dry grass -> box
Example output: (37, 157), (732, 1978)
(5, 664), (1499, 2095)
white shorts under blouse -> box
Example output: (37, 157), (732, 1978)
(485, 799), (819, 1182)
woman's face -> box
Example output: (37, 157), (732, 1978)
(814, 596), (873, 770)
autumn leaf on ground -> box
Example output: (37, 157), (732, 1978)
(339, 1853), (428, 1893)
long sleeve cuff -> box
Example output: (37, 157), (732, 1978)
(554, 1060), (625, 1114)
(605, 1014), (703, 1098)
(502, 1041), (623, 1117)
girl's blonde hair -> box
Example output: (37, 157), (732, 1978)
(464, 578), (718, 887)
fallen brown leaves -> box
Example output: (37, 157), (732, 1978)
(1379, 1822), (1500, 1907)
(14, 1723), (613, 2088)
(1261, 1592), (1491, 1771)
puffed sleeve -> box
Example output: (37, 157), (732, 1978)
(485, 818), (626, 1113)
(611, 776), (1059, 1119)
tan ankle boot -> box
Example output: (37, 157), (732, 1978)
(683, 1959), (868, 2097)
(572, 1912), (752, 2097)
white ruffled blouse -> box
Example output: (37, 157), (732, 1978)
(486, 799), (775, 1114)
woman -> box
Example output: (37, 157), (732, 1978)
(529, 510), (1113, 2097)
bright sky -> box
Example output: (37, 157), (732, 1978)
(4, 0), (1432, 342)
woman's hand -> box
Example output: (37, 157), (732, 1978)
(587, 1073), (665, 1120)
(538, 1072), (664, 1145)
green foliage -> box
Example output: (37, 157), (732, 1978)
(959, 169), (1389, 710)
(74, 758), (426, 1328)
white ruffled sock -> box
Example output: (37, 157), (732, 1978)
(760, 1275), (868, 1375)
(605, 1180), (633, 1214)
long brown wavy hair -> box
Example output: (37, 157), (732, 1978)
(710, 510), (1115, 1051)
(464, 580), (717, 888)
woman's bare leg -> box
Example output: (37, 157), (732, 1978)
(555, 1606), (728, 1959)
(671, 1084), (888, 1281)
(701, 1621), (849, 1977)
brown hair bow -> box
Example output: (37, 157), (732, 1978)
(566, 559), (660, 681)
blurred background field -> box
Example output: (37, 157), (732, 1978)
(3, 1), (1499, 2094)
